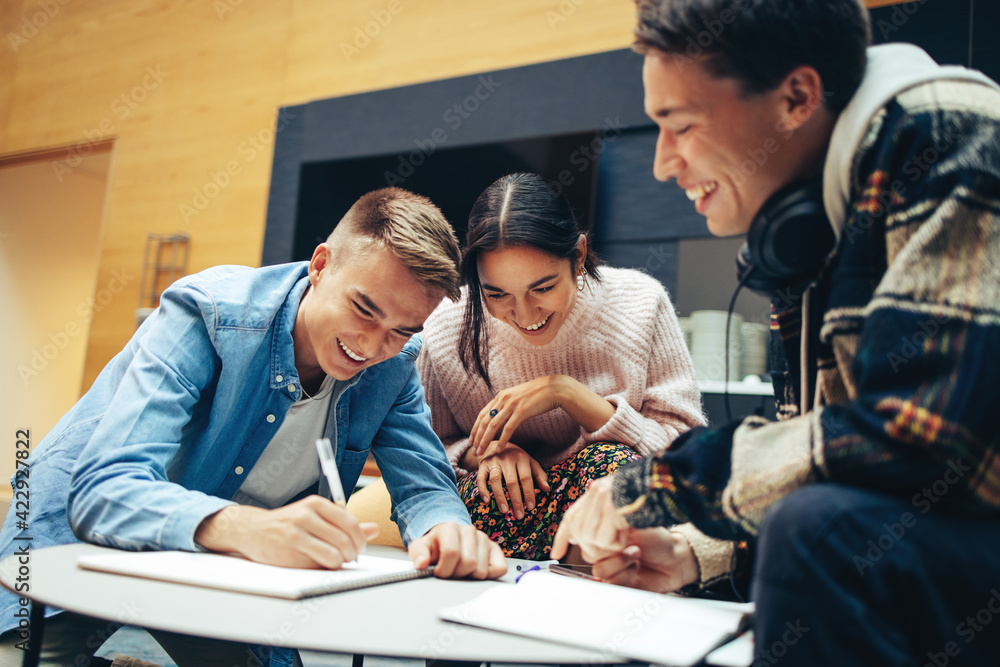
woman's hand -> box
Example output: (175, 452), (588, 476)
(470, 376), (566, 454)
(475, 442), (549, 520)
(470, 375), (615, 455)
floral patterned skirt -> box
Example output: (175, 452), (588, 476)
(456, 441), (641, 559)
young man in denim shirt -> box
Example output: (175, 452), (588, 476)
(0, 188), (505, 666)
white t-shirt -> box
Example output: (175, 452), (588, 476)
(232, 375), (347, 509)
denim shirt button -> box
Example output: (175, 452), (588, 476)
(288, 385), (296, 393)
(234, 466), (244, 475)
(266, 414), (276, 423)
(275, 374), (283, 382)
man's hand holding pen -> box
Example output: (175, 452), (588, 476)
(191, 437), (380, 569)
(193, 497), (380, 570)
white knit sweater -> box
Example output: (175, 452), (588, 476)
(417, 266), (706, 475)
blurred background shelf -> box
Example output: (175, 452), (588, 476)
(699, 381), (778, 427)
(698, 380), (775, 396)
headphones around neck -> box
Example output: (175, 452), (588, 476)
(735, 176), (836, 297)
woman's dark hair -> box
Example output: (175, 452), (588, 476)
(633, 0), (871, 114)
(458, 172), (601, 390)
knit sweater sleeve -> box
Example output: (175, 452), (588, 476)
(416, 339), (473, 477)
(585, 287), (706, 455)
(612, 82), (1000, 542)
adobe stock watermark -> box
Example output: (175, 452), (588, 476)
(71, 599), (147, 664)
(17, 267), (135, 386)
(923, 588), (1000, 667)
(340, 0), (410, 62)
(258, 594), (334, 664)
(179, 108), (296, 222)
(52, 65), (169, 182)
(546, 0), (588, 30)
(644, 243), (674, 275)
(422, 605), (472, 660)
(545, 116), (624, 198)
(213, 0), (243, 20)
(875, 0), (930, 41)
(853, 458), (970, 576)
(887, 312), (950, 373)
(383, 74), (503, 187)
(583, 596), (666, 664)
(666, 0), (752, 71)
(7, 0), (70, 53)
(842, 124), (959, 247)
(753, 619), (810, 666)
(727, 90), (832, 191)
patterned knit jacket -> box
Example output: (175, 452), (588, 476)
(613, 60), (1000, 590)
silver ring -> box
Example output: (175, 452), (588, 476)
(488, 465), (501, 475)
(489, 408), (499, 417)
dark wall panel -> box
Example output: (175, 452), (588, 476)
(265, 0), (995, 268)
(972, 0), (1000, 83)
(598, 240), (680, 301)
(869, 1), (972, 66)
(593, 128), (708, 243)
(264, 49), (652, 266)
(262, 104), (308, 266)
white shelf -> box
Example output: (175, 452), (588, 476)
(698, 380), (775, 396)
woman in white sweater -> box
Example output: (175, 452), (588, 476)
(418, 172), (705, 558)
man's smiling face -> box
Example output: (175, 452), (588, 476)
(643, 52), (793, 237)
(294, 242), (441, 381)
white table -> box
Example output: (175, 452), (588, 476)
(0, 543), (628, 667)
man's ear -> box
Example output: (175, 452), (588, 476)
(777, 65), (826, 135)
(309, 243), (331, 283)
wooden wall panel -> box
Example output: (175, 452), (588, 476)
(0, 0), (940, 405)
(281, 1), (635, 104)
(1, 0), (640, 396)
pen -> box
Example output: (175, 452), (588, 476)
(547, 563), (602, 582)
(315, 438), (347, 507)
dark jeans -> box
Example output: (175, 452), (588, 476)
(753, 483), (1000, 667)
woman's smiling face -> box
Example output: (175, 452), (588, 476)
(477, 243), (582, 346)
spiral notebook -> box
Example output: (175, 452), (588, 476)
(77, 550), (431, 600)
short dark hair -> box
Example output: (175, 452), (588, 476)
(633, 0), (871, 113)
(327, 187), (461, 301)
(458, 173), (601, 390)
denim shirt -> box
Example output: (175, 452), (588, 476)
(0, 262), (469, 650)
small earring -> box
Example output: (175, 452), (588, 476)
(577, 272), (585, 292)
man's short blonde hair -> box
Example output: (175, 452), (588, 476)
(326, 188), (461, 301)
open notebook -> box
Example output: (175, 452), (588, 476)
(77, 550), (431, 600)
(439, 570), (753, 667)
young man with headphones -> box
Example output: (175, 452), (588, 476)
(553, 1), (1000, 664)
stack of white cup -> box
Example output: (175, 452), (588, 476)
(740, 321), (770, 380)
(677, 316), (693, 352)
(689, 310), (743, 382)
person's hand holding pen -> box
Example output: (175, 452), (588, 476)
(551, 476), (631, 564)
(551, 475), (699, 593)
(192, 439), (379, 570)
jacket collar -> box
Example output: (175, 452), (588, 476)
(823, 43), (999, 238)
